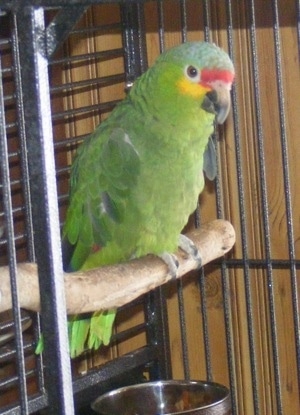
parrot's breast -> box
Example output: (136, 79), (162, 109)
(123, 120), (212, 257)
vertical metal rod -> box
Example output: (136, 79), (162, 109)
(11, 12), (46, 395)
(16, 7), (74, 414)
(202, 0), (211, 42)
(195, 0), (213, 382)
(120, 1), (148, 84)
(248, 0), (282, 413)
(11, 14), (35, 262)
(197, 267), (212, 380)
(157, 0), (165, 52)
(179, 0), (187, 42)
(145, 288), (172, 380)
(176, 280), (190, 379)
(215, 120), (241, 415)
(215, 2), (248, 414)
(271, 0), (300, 396)
(0, 44), (29, 415)
(195, 200), (213, 381)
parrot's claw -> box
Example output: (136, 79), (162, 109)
(159, 235), (202, 279)
(159, 252), (180, 279)
(178, 234), (202, 268)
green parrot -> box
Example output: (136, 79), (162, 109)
(62, 41), (235, 358)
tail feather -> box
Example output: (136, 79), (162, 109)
(68, 316), (90, 358)
(35, 238), (117, 358)
(68, 309), (116, 358)
(88, 309), (116, 349)
(102, 309), (117, 345)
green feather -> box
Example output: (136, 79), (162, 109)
(69, 317), (90, 358)
(35, 334), (44, 355)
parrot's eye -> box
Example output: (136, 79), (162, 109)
(186, 65), (199, 80)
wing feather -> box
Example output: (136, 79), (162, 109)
(63, 126), (140, 271)
(203, 136), (217, 181)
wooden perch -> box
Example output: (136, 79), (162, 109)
(0, 220), (235, 314)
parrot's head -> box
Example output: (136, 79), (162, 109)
(153, 41), (235, 124)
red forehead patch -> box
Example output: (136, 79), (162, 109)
(201, 68), (235, 84)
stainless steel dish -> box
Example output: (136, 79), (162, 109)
(92, 380), (231, 415)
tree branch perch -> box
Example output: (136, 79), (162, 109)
(0, 220), (235, 314)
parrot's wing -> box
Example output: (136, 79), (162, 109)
(63, 127), (141, 271)
(203, 136), (217, 181)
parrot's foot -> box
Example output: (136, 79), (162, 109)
(159, 252), (180, 279)
(159, 235), (202, 280)
(178, 234), (202, 268)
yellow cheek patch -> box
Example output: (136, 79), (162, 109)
(177, 77), (211, 98)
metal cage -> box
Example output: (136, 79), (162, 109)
(0, 1), (299, 414)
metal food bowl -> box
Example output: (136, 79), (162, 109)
(91, 380), (231, 415)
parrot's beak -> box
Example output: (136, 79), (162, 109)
(214, 85), (232, 124)
(201, 84), (232, 124)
